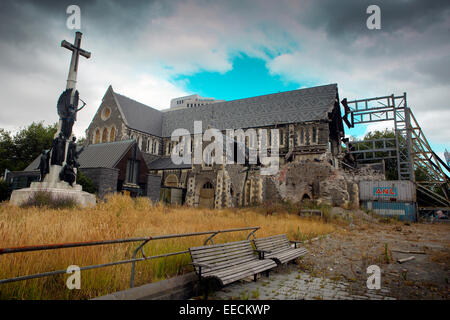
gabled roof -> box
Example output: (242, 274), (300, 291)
(24, 140), (135, 171)
(110, 86), (163, 137)
(161, 84), (338, 137)
(148, 157), (192, 170)
(77, 139), (135, 168)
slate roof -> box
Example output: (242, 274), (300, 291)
(114, 92), (163, 136)
(161, 84), (338, 137)
(148, 157), (192, 170)
(24, 140), (135, 171)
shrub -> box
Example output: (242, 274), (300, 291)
(20, 191), (77, 209)
(77, 170), (97, 194)
(0, 179), (8, 202)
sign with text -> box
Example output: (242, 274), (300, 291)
(373, 187), (397, 198)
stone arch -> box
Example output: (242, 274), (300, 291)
(229, 183), (236, 208)
(109, 126), (116, 142)
(147, 138), (152, 153)
(102, 127), (108, 143)
(137, 135), (142, 150)
(94, 128), (101, 144)
(194, 177), (216, 209)
(165, 174), (178, 188)
(301, 192), (312, 202)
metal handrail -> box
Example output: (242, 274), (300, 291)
(0, 226), (260, 288)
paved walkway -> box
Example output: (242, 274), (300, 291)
(211, 265), (396, 300)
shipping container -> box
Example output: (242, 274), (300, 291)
(359, 180), (416, 202)
(362, 201), (417, 222)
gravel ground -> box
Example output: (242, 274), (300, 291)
(300, 218), (450, 300)
(210, 215), (450, 300)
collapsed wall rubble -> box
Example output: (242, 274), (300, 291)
(263, 152), (385, 208)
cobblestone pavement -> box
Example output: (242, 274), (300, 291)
(211, 265), (396, 300)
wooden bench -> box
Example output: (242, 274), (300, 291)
(253, 234), (307, 265)
(189, 239), (277, 287)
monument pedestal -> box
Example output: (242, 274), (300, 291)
(10, 181), (96, 208)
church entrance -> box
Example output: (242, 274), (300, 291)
(199, 181), (215, 209)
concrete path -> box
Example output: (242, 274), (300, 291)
(211, 265), (396, 300)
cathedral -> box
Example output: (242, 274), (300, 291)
(15, 83), (378, 209)
(82, 83), (353, 208)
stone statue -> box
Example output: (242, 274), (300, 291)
(57, 89), (86, 139)
(50, 133), (66, 166)
(59, 163), (76, 186)
(67, 136), (84, 168)
(38, 150), (50, 181)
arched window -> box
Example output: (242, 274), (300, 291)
(102, 128), (108, 143)
(203, 181), (213, 189)
(148, 138), (152, 153)
(95, 129), (100, 144)
(165, 174), (178, 187)
(109, 127), (116, 142)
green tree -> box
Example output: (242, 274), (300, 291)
(358, 129), (398, 180)
(0, 179), (9, 201)
(0, 129), (16, 176)
(0, 122), (57, 174)
(360, 129), (436, 182)
(77, 136), (87, 146)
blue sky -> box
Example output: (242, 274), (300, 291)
(175, 54), (300, 101)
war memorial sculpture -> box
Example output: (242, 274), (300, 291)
(10, 32), (96, 207)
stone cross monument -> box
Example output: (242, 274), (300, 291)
(45, 32), (91, 186)
(62, 31), (91, 91)
(10, 32), (96, 207)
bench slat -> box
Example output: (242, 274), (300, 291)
(189, 239), (277, 286)
(213, 260), (276, 284)
(191, 244), (253, 258)
(205, 260), (269, 278)
(194, 253), (256, 268)
(254, 234), (307, 265)
(190, 242), (252, 255)
(190, 239), (250, 251)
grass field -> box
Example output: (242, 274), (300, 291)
(0, 195), (335, 300)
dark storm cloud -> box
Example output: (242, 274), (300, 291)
(292, 0), (450, 94)
(0, 0), (174, 43)
(299, 0), (450, 38)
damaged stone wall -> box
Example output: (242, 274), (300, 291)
(264, 152), (385, 208)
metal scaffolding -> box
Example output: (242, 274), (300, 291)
(342, 93), (449, 207)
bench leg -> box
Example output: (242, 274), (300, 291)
(265, 270), (270, 277)
(202, 279), (210, 300)
(253, 274), (257, 282)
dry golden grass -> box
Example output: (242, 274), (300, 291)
(0, 194), (334, 300)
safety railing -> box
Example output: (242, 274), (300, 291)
(0, 226), (260, 288)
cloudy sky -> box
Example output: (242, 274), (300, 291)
(0, 0), (449, 158)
